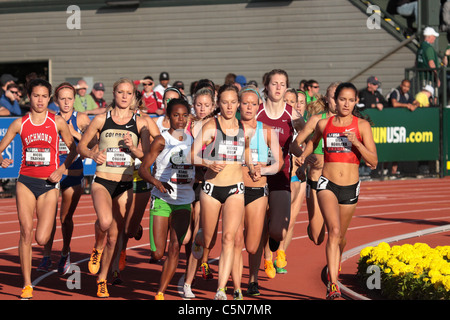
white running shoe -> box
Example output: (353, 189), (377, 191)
(183, 283), (195, 299)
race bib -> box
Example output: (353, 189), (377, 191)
(25, 147), (50, 166)
(106, 147), (131, 167)
(59, 139), (69, 155)
(326, 133), (352, 153)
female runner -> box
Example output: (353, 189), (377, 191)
(235, 86), (283, 297)
(183, 86), (218, 298)
(38, 82), (96, 275)
(138, 98), (194, 300)
(0, 79), (77, 299)
(155, 87), (183, 133)
(296, 82), (377, 299)
(256, 69), (302, 275)
(111, 90), (160, 284)
(77, 78), (150, 298)
(190, 84), (255, 300)
(293, 82), (339, 246)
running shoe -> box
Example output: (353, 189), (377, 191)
(183, 283), (195, 299)
(214, 288), (227, 300)
(20, 285), (33, 299)
(191, 241), (203, 260)
(88, 248), (103, 275)
(274, 260), (287, 274)
(97, 279), (109, 298)
(155, 292), (164, 300)
(37, 256), (52, 272)
(326, 282), (341, 300)
(246, 282), (260, 296)
(275, 250), (287, 268)
(264, 259), (276, 279)
(57, 251), (71, 275)
(233, 289), (243, 300)
(119, 249), (126, 271)
(200, 262), (213, 280)
(111, 270), (123, 285)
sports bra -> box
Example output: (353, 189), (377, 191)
(204, 117), (245, 163)
(323, 116), (362, 164)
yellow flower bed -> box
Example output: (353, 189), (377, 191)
(357, 242), (450, 300)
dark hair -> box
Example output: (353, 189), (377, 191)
(334, 82), (357, 101)
(217, 83), (239, 102)
(166, 98), (190, 116)
(334, 82), (372, 124)
(194, 79), (216, 94)
(27, 78), (52, 96)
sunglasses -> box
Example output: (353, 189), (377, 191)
(143, 83), (153, 86)
(10, 91), (19, 94)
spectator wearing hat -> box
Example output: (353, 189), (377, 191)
(73, 79), (99, 114)
(357, 76), (387, 111)
(416, 26), (440, 88)
(154, 72), (171, 97)
(234, 75), (247, 90)
(135, 76), (164, 116)
(172, 80), (185, 96)
(0, 73), (18, 96)
(90, 82), (108, 111)
(0, 83), (22, 116)
(415, 84), (435, 107)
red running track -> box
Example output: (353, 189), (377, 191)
(0, 177), (449, 301)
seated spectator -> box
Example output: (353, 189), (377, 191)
(387, 79), (419, 111)
(90, 82), (108, 109)
(172, 80), (186, 96)
(415, 85), (435, 107)
(73, 80), (99, 114)
(357, 76), (387, 110)
(0, 83), (22, 116)
(0, 73), (18, 96)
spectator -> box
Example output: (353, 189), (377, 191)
(224, 73), (236, 85)
(357, 76), (387, 110)
(73, 80), (99, 114)
(235, 75), (247, 90)
(414, 84), (435, 107)
(0, 83), (22, 116)
(387, 79), (419, 111)
(387, 0), (417, 34)
(305, 79), (320, 104)
(137, 76), (164, 116)
(0, 73), (18, 96)
(298, 79), (307, 92)
(90, 82), (108, 110)
(172, 80), (185, 96)
(416, 27), (440, 88)
(154, 72), (171, 97)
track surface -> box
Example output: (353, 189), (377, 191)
(0, 177), (449, 301)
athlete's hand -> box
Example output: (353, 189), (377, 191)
(209, 162), (226, 174)
(93, 148), (107, 165)
(123, 132), (134, 149)
(295, 155), (306, 167)
(48, 168), (63, 183)
(344, 130), (361, 148)
(250, 163), (262, 182)
(1, 158), (13, 168)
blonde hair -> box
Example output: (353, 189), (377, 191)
(110, 78), (138, 110)
(306, 96), (326, 119)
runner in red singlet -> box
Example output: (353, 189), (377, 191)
(296, 82), (377, 299)
(0, 79), (77, 299)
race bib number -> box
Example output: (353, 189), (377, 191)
(25, 147), (50, 167)
(326, 133), (352, 153)
(317, 176), (329, 191)
(106, 147), (131, 167)
(170, 164), (194, 184)
(59, 139), (69, 155)
(217, 141), (244, 161)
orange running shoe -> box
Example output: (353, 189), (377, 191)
(97, 279), (109, 298)
(264, 259), (276, 279)
(275, 250), (287, 268)
(20, 285), (33, 299)
(88, 248), (103, 275)
(155, 292), (164, 300)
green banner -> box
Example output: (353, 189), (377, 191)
(361, 108), (440, 162)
